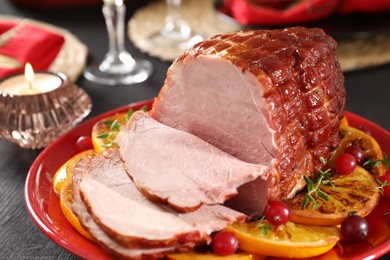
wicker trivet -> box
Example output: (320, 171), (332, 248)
(128, 0), (390, 71)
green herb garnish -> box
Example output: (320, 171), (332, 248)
(256, 216), (273, 235)
(363, 153), (390, 171)
(376, 177), (390, 196)
(98, 106), (149, 148)
(301, 157), (334, 209)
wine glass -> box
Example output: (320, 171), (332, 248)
(84, 0), (153, 86)
(148, 0), (203, 51)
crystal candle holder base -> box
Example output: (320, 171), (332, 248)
(0, 73), (92, 149)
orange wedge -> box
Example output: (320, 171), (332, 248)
(91, 112), (128, 153)
(52, 149), (95, 241)
(53, 163), (67, 197)
(225, 221), (340, 258)
(60, 168), (94, 241)
(91, 106), (149, 153)
(287, 166), (380, 226)
(53, 150), (95, 197)
(327, 125), (386, 177)
(340, 116), (349, 126)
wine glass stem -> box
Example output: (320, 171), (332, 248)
(103, 0), (127, 55)
(166, 0), (182, 27)
(163, 0), (192, 39)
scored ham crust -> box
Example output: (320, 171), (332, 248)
(116, 111), (270, 213)
(150, 27), (345, 201)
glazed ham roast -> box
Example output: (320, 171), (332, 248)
(150, 27), (345, 203)
(69, 27), (346, 259)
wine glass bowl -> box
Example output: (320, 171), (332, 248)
(84, 0), (153, 86)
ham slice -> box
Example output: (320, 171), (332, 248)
(150, 27), (345, 201)
(71, 156), (174, 259)
(116, 111), (270, 213)
(72, 149), (246, 258)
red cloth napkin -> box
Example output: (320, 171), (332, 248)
(339, 0), (390, 14)
(0, 21), (65, 78)
(224, 0), (390, 26)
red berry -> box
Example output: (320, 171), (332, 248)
(264, 201), (291, 226)
(356, 125), (372, 136)
(344, 146), (365, 165)
(378, 175), (390, 198)
(211, 230), (238, 256)
(76, 136), (93, 153)
(336, 153), (357, 175)
(341, 214), (368, 242)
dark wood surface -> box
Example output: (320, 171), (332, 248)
(0, 0), (389, 259)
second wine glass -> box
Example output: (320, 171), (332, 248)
(148, 0), (203, 51)
(84, 0), (153, 86)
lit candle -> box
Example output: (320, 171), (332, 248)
(0, 63), (63, 96)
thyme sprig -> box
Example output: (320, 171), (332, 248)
(363, 152), (390, 171)
(256, 216), (273, 235)
(97, 105), (149, 148)
(376, 177), (390, 196)
(301, 157), (335, 210)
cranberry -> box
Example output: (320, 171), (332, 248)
(76, 136), (93, 153)
(336, 153), (357, 175)
(341, 214), (368, 242)
(264, 201), (291, 226)
(344, 146), (365, 165)
(356, 125), (372, 136)
(211, 230), (239, 256)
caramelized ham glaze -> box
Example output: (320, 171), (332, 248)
(150, 27), (345, 200)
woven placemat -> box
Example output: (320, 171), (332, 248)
(128, 0), (390, 71)
(0, 15), (88, 82)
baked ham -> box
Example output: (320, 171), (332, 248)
(116, 111), (270, 213)
(150, 27), (345, 201)
(72, 149), (245, 258)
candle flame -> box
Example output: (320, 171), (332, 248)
(25, 63), (34, 83)
(24, 63), (34, 90)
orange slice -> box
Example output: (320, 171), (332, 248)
(340, 116), (349, 126)
(52, 149), (95, 241)
(225, 221), (340, 258)
(60, 168), (94, 241)
(287, 166), (380, 226)
(53, 163), (67, 197)
(91, 106), (149, 153)
(91, 112), (128, 154)
(327, 125), (386, 177)
(53, 150), (95, 197)
(167, 252), (262, 260)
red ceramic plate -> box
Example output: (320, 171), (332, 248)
(25, 99), (390, 260)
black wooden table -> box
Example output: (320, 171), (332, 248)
(0, 0), (389, 259)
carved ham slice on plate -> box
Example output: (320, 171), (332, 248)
(116, 111), (270, 213)
(71, 155), (174, 259)
(72, 149), (245, 259)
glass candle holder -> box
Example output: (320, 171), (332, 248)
(0, 72), (92, 149)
